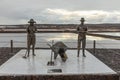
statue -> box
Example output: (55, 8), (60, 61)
(24, 19), (37, 58)
(47, 41), (68, 62)
(77, 18), (88, 57)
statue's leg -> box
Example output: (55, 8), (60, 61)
(61, 53), (68, 62)
(77, 41), (81, 57)
(77, 35), (81, 57)
(27, 35), (32, 57)
(27, 42), (30, 57)
(32, 44), (36, 56)
(32, 36), (36, 56)
(82, 38), (86, 57)
(54, 53), (58, 59)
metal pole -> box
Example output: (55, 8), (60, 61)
(93, 40), (96, 54)
(50, 40), (54, 62)
(10, 40), (13, 53)
(47, 40), (55, 66)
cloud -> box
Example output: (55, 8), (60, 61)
(1, 8), (120, 24)
(43, 8), (120, 24)
(1, 0), (120, 24)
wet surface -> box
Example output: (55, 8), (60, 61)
(0, 49), (116, 75)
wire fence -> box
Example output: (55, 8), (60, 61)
(0, 34), (120, 50)
(1, 40), (120, 49)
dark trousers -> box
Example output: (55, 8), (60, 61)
(77, 35), (86, 57)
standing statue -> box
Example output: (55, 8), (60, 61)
(77, 18), (88, 57)
(25, 19), (37, 57)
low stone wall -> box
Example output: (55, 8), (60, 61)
(0, 74), (119, 80)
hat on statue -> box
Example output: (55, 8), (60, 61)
(80, 18), (85, 22)
(28, 19), (36, 23)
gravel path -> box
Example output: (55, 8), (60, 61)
(0, 48), (22, 65)
(87, 49), (120, 74)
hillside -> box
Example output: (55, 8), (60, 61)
(0, 24), (120, 32)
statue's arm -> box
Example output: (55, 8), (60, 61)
(76, 25), (80, 33)
(26, 26), (29, 33)
(76, 25), (79, 31)
(84, 26), (88, 33)
(35, 26), (37, 32)
(85, 26), (88, 31)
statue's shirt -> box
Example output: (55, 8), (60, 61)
(77, 25), (87, 40)
(27, 25), (37, 36)
(26, 25), (37, 44)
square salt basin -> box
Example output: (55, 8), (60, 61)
(0, 49), (116, 76)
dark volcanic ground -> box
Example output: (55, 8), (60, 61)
(0, 48), (21, 65)
(87, 49), (120, 74)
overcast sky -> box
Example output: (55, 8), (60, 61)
(0, 0), (120, 24)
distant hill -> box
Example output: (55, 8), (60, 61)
(0, 24), (120, 29)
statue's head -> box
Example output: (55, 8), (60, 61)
(80, 18), (85, 23)
(28, 19), (36, 25)
(80, 17), (85, 25)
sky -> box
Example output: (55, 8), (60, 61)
(0, 0), (120, 24)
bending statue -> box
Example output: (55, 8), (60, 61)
(47, 41), (68, 62)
